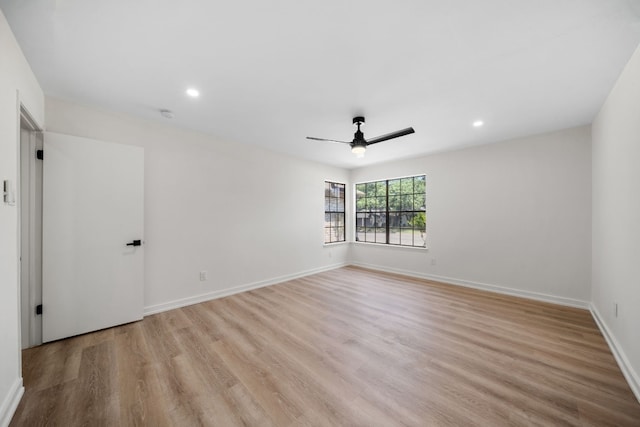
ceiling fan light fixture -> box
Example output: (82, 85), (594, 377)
(351, 144), (366, 157)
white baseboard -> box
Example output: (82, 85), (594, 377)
(350, 262), (590, 309)
(144, 262), (348, 316)
(590, 304), (640, 403)
(0, 378), (23, 427)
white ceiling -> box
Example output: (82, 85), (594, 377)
(2, 0), (640, 169)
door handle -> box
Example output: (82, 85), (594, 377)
(126, 239), (142, 247)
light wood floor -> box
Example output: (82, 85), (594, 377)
(11, 266), (640, 426)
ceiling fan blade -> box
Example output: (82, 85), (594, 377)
(306, 136), (350, 144)
(366, 127), (415, 145)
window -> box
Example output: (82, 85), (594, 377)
(324, 181), (345, 243)
(355, 175), (426, 247)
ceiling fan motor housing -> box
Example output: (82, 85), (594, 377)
(352, 116), (366, 147)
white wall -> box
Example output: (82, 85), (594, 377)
(45, 97), (349, 313)
(350, 126), (592, 307)
(592, 43), (640, 398)
(0, 9), (44, 427)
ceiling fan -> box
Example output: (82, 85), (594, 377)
(307, 116), (415, 157)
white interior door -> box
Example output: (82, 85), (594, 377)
(42, 132), (144, 342)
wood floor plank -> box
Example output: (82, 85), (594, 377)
(114, 323), (172, 427)
(72, 340), (120, 426)
(212, 339), (302, 426)
(222, 382), (278, 427)
(10, 266), (640, 426)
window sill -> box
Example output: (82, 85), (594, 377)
(323, 241), (349, 247)
(351, 241), (429, 251)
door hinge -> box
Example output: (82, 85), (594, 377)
(36, 304), (43, 315)
(36, 149), (44, 160)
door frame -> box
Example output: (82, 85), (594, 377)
(18, 105), (43, 349)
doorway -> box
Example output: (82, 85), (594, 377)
(19, 107), (43, 349)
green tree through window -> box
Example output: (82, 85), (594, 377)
(356, 175), (426, 247)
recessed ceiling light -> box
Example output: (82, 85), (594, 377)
(186, 88), (200, 98)
(473, 120), (484, 127)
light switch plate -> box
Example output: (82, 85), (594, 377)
(3, 180), (16, 206)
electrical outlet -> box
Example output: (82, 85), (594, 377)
(199, 271), (207, 281)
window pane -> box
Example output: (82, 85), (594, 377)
(389, 228), (400, 245)
(365, 227), (376, 242)
(414, 194), (425, 211)
(324, 181), (331, 195)
(415, 175), (425, 194)
(365, 182), (376, 195)
(375, 213), (386, 227)
(401, 177), (413, 194)
(388, 195), (400, 211)
(335, 227), (345, 242)
(415, 228), (425, 247)
(338, 185), (345, 200)
(330, 197), (337, 211)
(375, 228), (386, 243)
(324, 197), (331, 211)
(364, 213), (374, 227)
(324, 213), (331, 226)
(376, 181), (387, 196)
(388, 179), (401, 195)
(337, 198), (345, 212)
(408, 228), (416, 246)
(401, 195), (413, 211)
(399, 228), (414, 246)
(331, 213), (344, 227)
(388, 212), (399, 228)
(412, 212), (426, 232)
(398, 213), (410, 227)
(404, 212), (416, 227)
(375, 197), (386, 212)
